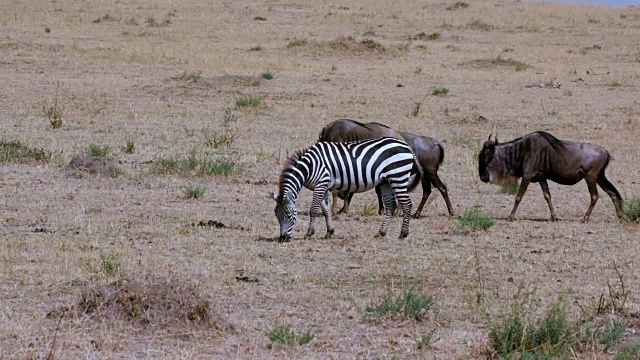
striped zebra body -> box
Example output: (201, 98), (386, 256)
(274, 137), (422, 242)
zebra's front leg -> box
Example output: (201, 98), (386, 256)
(321, 191), (335, 239)
(377, 183), (397, 237)
(305, 188), (329, 240)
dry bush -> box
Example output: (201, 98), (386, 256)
(51, 274), (229, 336)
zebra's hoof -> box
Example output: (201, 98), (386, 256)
(399, 232), (408, 239)
(377, 231), (387, 237)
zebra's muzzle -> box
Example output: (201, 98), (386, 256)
(278, 235), (291, 243)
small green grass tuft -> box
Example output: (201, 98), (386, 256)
(454, 1), (469, 8)
(598, 318), (626, 350)
(499, 181), (519, 195)
(457, 206), (495, 231)
(1, 139), (50, 163)
(99, 252), (121, 277)
(359, 202), (377, 217)
(365, 285), (435, 321)
(415, 329), (438, 349)
(515, 63), (528, 72)
(615, 343), (640, 360)
(621, 197), (640, 223)
(260, 72), (273, 80)
(265, 324), (314, 346)
(122, 139), (135, 154)
(235, 96), (262, 108)
(85, 144), (113, 158)
(432, 87), (449, 96)
(181, 184), (206, 199)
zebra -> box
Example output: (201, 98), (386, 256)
(272, 137), (423, 242)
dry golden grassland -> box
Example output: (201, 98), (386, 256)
(2, 0), (640, 358)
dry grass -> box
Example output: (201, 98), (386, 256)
(2, 0), (640, 358)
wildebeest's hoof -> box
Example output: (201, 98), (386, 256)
(507, 216), (515, 221)
(324, 229), (335, 239)
(412, 212), (421, 219)
(549, 216), (558, 222)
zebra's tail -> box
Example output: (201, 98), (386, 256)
(407, 156), (423, 193)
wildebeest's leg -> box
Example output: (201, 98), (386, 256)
(583, 176), (600, 223)
(338, 192), (354, 214)
(508, 178), (531, 221)
(377, 183), (396, 237)
(305, 188), (327, 240)
(321, 191), (335, 238)
(597, 173), (623, 219)
(330, 190), (339, 216)
(375, 185), (383, 215)
(432, 175), (454, 217)
(539, 179), (557, 221)
(413, 176), (432, 219)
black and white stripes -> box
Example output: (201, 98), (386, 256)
(274, 137), (422, 242)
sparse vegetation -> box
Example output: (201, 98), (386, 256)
(499, 181), (519, 195)
(145, 16), (171, 27)
(365, 285), (435, 321)
(359, 202), (377, 217)
(122, 139), (135, 154)
(514, 62), (528, 72)
(235, 96), (262, 108)
(411, 101), (421, 117)
(457, 206), (495, 231)
(467, 19), (494, 31)
(202, 108), (240, 148)
(254, 16), (267, 21)
(265, 324), (314, 346)
(260, 72), (273, 80)
(181, 184), (206, 199)
(621, 197), (640, 223)
(432, 87), (449, 96)
(1, 139), (50, 163)
(85, 144), (113, 158)
(611, 81), (622, 87)
(43, 82), (65, 129)
(153, 147), (239, 177)
(615, 343), (640, 360)
(173, 70), (203, 82)
(415, 329), (438, 349)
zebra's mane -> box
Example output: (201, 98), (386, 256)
(278, 147), (308, 198)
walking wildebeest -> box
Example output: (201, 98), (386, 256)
(273, 137), (422, 241)
(318, 119), (454, 218)
(478, 131), (623, 222)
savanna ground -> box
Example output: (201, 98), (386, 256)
(2, 0), (640, 358)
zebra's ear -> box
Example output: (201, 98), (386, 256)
(268, 191), (278, 202)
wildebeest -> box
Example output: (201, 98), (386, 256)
(273, 137), (422, 242)
(318, 119), (454, 218)
(478, 131), (623, 222)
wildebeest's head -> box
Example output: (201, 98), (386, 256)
(272, 192), (298, 242)
(478, 134), (498, 183)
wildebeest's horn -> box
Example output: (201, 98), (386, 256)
(487, 134), (493, 141)
(494, 134), (499, 144)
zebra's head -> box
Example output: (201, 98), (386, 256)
(273, 191), (298, 242)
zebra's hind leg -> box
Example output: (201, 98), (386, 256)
(377, 183), (397, 237)
(394, 187), (412, 239)
(321, 191), (335, 239)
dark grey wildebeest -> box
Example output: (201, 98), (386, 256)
(318, 119), (454, 218)
(478, 131), (623, 222)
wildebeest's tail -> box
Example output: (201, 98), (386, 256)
(407, 155), (424, 193)
(437, 143), (445, 165)
(599, 152), (623, 205)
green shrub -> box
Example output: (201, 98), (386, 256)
(260, 72), (273, 80)
(415, 329), (438, 349)
(265, 324), (314, 345)
(431, 87), (449, 96)
(153, 147), (240, 177)
(1, 139), (50, 163)
(457, 206), (495, 231)
(85, 144), (112, 158)
(181, 184), (206, 199)
(365, 285), (435, 321)
(235, 96), (262, 108)
(621, 197), (640, 223)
